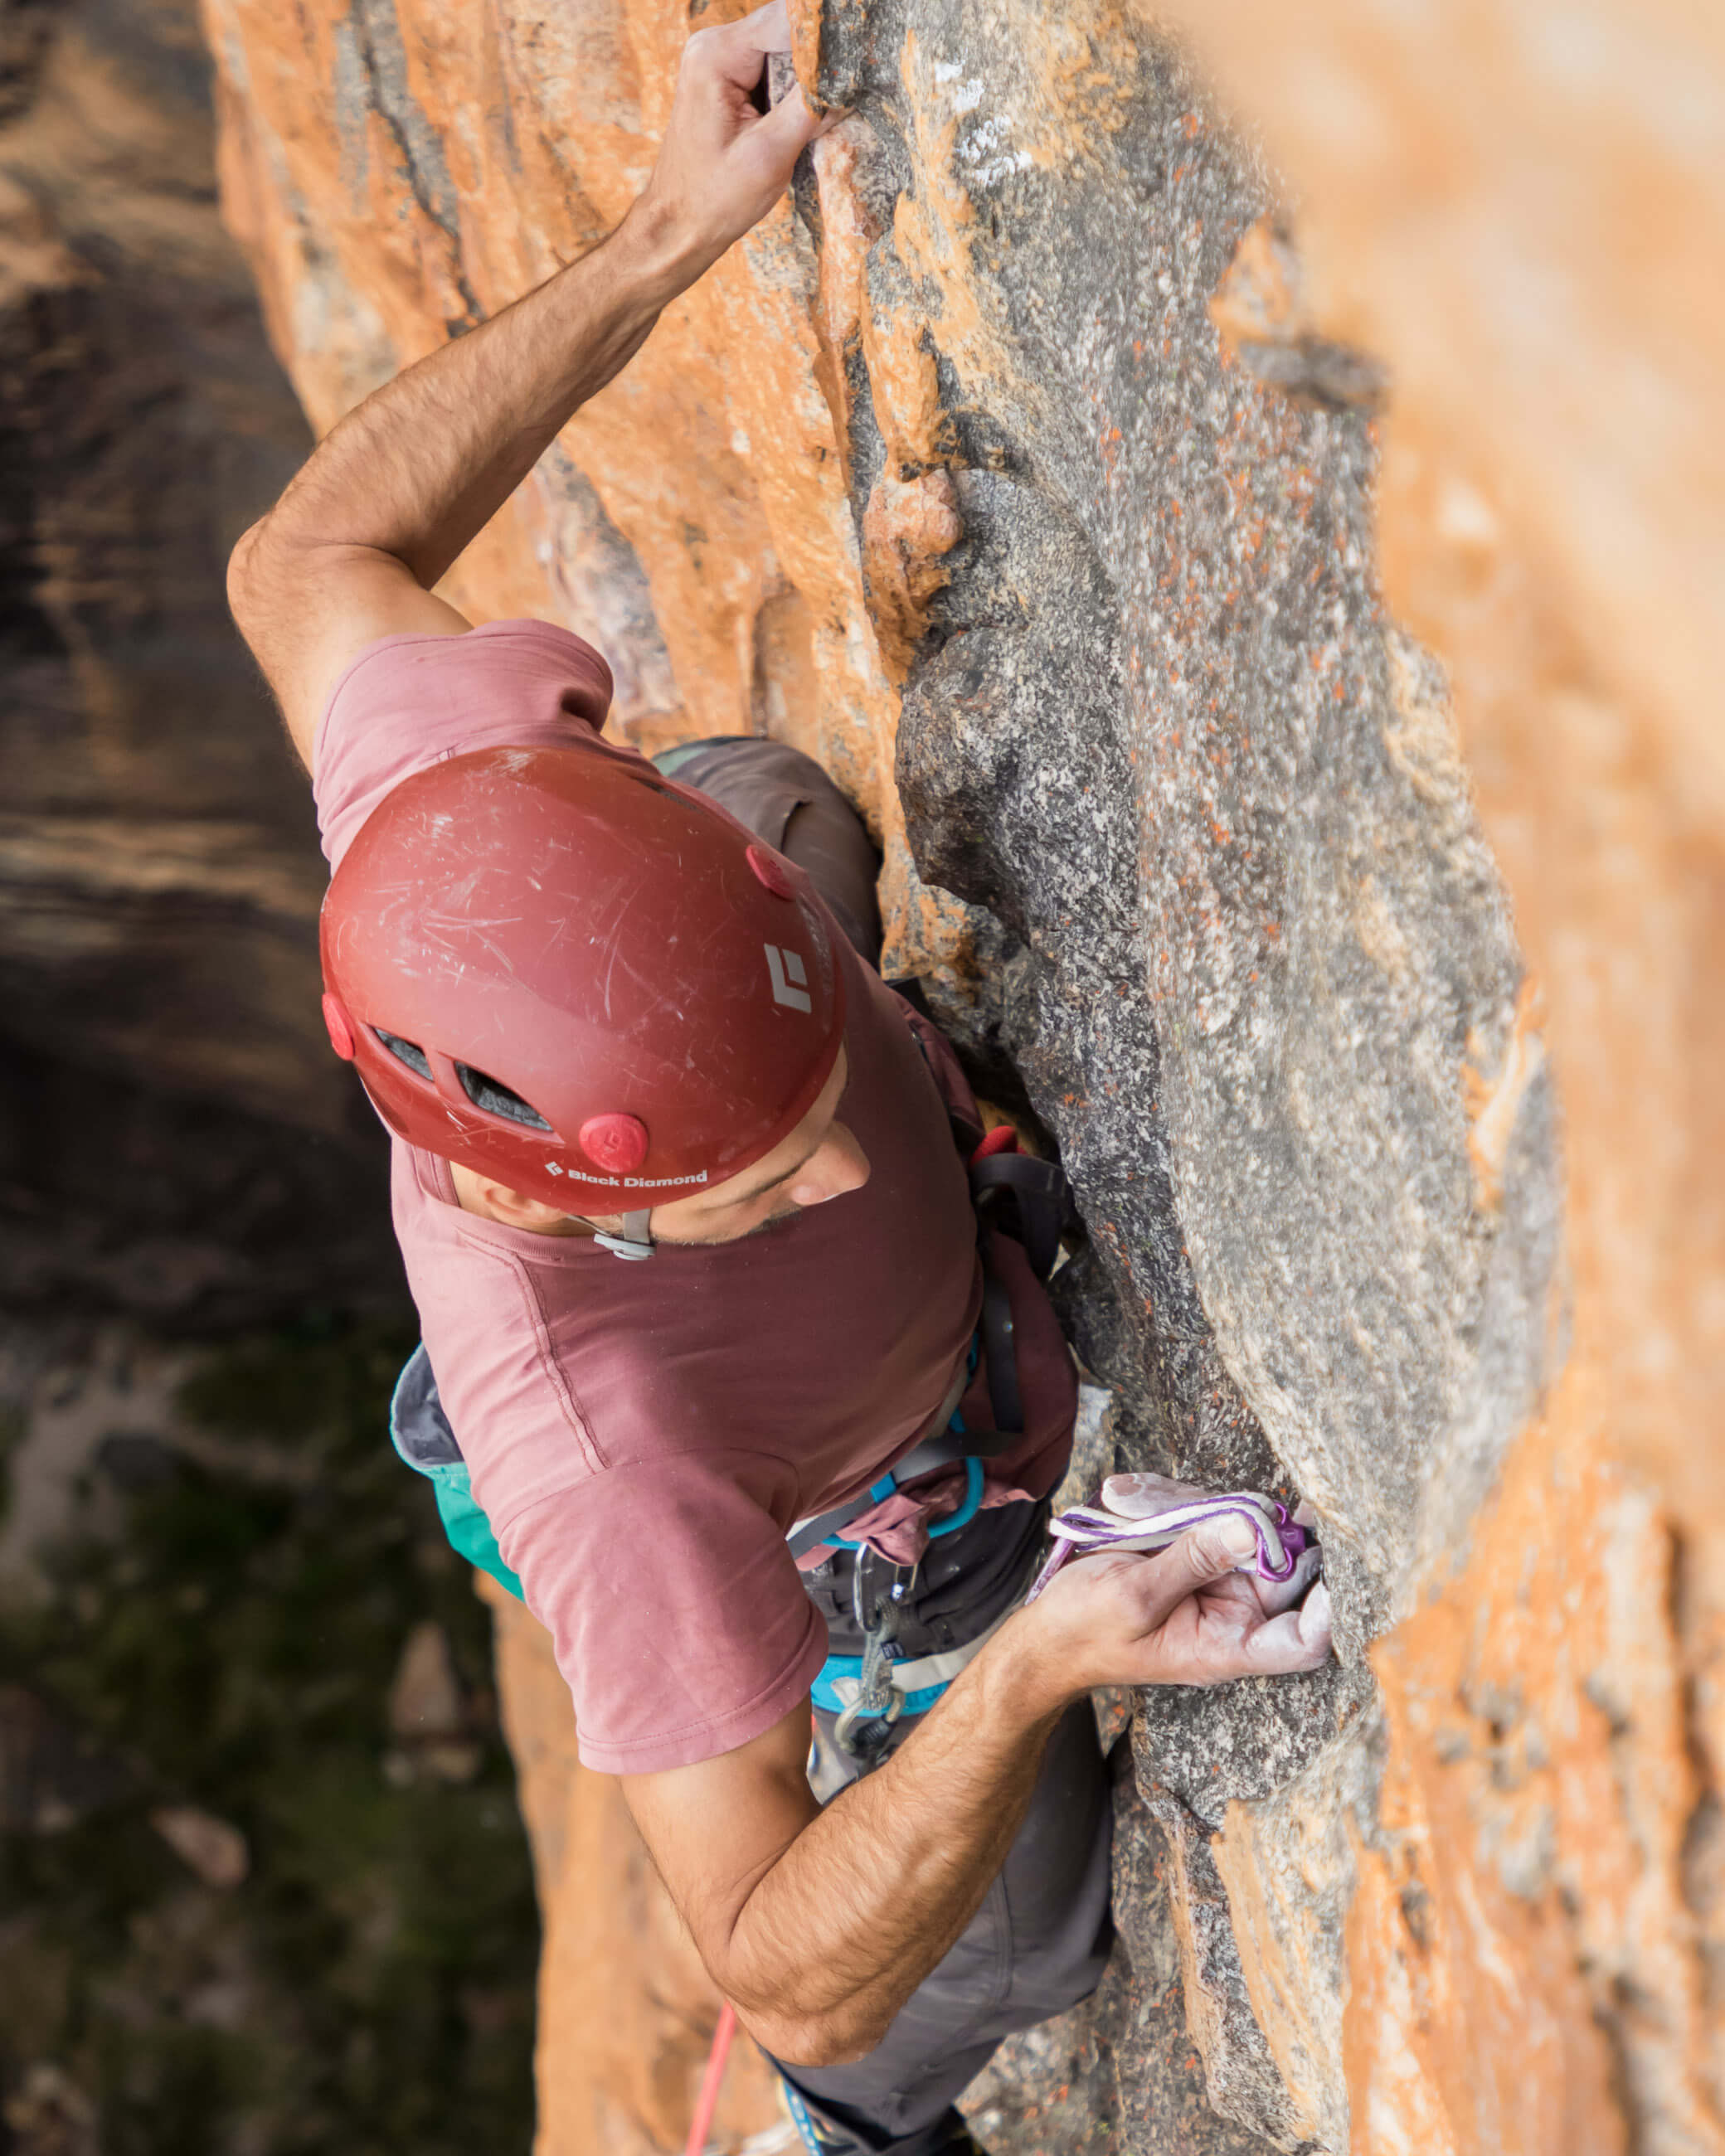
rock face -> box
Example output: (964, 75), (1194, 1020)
(197, 0), (1725, 2149)
(0, 0), (399, 1326)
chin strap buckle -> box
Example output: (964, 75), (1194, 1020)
(594, 1207), (655, 1261)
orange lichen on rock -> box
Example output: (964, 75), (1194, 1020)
(1344, 1369), (1717, 2154)
(1463, 977), (1548, 1216)
(862, 308), (949, 474)
(808, 124), (881, 451)
(1211, 1752), (1356, 2153)
(483, 1578), (785, 2155)
(860, 467), (961, 683)
(1208, 216), (1305, 351)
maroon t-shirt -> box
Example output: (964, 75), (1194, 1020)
(314, 621), (1076, 1774)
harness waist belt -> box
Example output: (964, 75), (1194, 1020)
(810, 1604), (1018, 1717)
(785, 1347), (992, 1560)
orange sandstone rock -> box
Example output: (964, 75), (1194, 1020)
(199, 0), (1725, 2148)
(483, 1576), (787, 2155)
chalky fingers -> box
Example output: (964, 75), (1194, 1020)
(1234, 1582), (1333, 1677)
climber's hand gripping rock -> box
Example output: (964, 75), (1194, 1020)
(632, 0), (836, 282)
(622, 1498), (1330, 2066)
(1018, 1474), (1333, 1692)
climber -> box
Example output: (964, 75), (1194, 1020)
(224, 7), (1333, 2154)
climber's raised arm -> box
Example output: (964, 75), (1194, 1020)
(226, 0), (827, 762)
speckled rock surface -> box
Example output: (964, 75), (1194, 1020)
(197, 0), (1725, 2147)
(846, 6), (1553, 2140)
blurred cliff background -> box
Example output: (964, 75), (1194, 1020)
(0, 1), (537, 2148)
(1, 0), (1722, 2150)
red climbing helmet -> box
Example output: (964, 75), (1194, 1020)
(318, 744), (846, 1211)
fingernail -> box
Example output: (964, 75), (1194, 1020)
(1218, 1517), (1256, 1562)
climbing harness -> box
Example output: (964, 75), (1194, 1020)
(804, 1100), (1076, 1761)
(1026, 1491), (1308, 1602)
(811, 1590), (1018, 1723)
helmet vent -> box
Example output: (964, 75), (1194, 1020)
(375, 1029), (432, 1080)
(456, 1063), (553, 1132)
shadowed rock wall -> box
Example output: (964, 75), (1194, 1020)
(197, 0), (1725, 2147)
(0, 0), (401, 1326)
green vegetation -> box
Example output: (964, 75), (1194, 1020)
(0, 1318), (538, 2155)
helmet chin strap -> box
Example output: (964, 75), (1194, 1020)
(592, 1207), (655, 1261)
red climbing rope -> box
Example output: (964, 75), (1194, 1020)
(683, 2001), (738, 2156)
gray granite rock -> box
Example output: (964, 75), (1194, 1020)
(798, 1), (1562, 2144)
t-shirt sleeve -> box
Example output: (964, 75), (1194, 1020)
(494, 1454), (828, 1776)
(311, 619), (615, 872)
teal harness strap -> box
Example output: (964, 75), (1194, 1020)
(818, 1454), (985, 1551)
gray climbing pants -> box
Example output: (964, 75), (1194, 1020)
(788, 1515), (1114, 2154)
(654, 736), (1115, 2153)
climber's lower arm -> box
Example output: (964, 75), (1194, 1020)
(621, 1514), (1331, 2065)
(239, 218), (678, 597)
(226, 215), (684, 754)
(622, 1621), (1071, 2068)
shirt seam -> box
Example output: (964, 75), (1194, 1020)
(457, 1240), (609, 1475)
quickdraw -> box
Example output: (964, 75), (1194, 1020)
(1026, 1492), (1308, 1603)
(832, 1560), (909, 1764)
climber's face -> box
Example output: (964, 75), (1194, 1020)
(603, 1046), (871, 1245)
(450, 1046), (871, 1245)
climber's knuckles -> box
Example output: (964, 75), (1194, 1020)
(1101, 1469), (1208, 1518)
(1145, 1517), (1258, 1614)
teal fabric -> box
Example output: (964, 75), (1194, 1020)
(423, 1459), (526, 1603)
